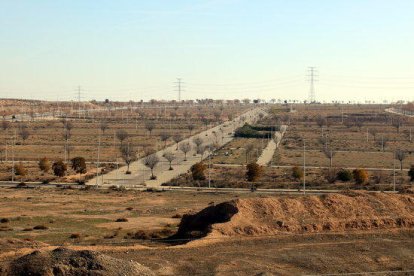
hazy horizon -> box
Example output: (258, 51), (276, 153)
(1, 0), (413, 102)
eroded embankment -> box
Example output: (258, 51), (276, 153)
(174, 192), (414, 240)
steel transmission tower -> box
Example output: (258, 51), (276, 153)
(307, 67), (318, 103)
(174, 78), (183, 102)
(75, 85), (85, 119)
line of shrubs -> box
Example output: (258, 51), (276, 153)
(12, 157), (88, 184)
(291, 166), (414, 185)
(335, 168), (369, 184)
(321, 168), (371, 184)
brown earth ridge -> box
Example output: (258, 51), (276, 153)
(175, 191), (414, 240)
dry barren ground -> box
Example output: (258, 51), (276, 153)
(0, 187), (413, 275)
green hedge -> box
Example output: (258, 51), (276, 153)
(250, 125), (280, 131)
(234, 124), (273, 138)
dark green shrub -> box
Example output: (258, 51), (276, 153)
(191, 162), (207, 180)
(246, 163), (263, 182)
(33, 225), (48, 230)
(291, 166), (303, 181)
(336, 169), (353, 182)
(52, 160), (67, 177)
(408, 165), (414, 182)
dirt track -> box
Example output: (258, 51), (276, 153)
(107, 230), (414, 275)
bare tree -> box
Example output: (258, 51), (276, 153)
(19, 128), (30, 142)
(179, 142), (192, 161)
(354, 118), (363, 132)
(173, 133), (183, 150)
(213, 111), (221, 122)
(170, 111), (177, 120)
(18, 127), (30, 144)
(0, 146), (4, 162)
(100, 121), (109, 134)
(376, 135), (389, 151)
(163, 151), (176, 170)
(392, 117), (404, 133)
(395, 149), (406, 171)
(403, 129), (412, 142)
(316, 115), (326, 129)
(137, 110), (145, 119)
(369, 128), (378, 140)
(64, 121), (74, 134)
(201, 116), (209, 129)
(318, 136), (329, 149)
(143, 153), (159, 179)
(62, 129), (72, 142)
(145, 121), (156, 136)
(258, 113), (264, 121)
(245, 144), (255, 164)
(344, 119), (354, 129)
(120, 143), (137, 173)
(192, 136), (203, 148)
(323, 148), (336, 167)
(187, 124), (195, 135)
(160, 132), (171, 147)
(116, 129), (129, 145)
(1, 120), (10, 131)
(196, 145), (206, 161)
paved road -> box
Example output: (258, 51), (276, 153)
(87, 107), (266, 187)
(257, 125), (287, 166)
(0, 181), (399, 195)
(385, 107), (414, 117)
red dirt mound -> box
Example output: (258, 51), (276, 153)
(3, 247), (154, 276)
(175, 192), (414, 240)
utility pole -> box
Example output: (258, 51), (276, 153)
(113, 131), (118, 181)
(76, 85), (84, 119)
(96, 131), (101, 186)
(307, 67), (318, 103)
(11, 130), (16, 182)
(393, 157), (396, 192)
(303, 139), (306, 195)
(208, 145), (211, 188)
(175, 78), (183, 102)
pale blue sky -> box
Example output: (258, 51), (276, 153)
(0, 0), (413, 102)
